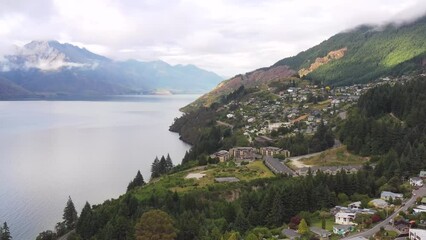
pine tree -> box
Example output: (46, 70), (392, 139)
(135, 170), (145, 186)
(165, 154), (173, 172)
(151, 157), (160, 179)
(63, 196), (78, 230)
(159, 155), (167, 174)
(266, 193), (283, 227)
(234, 212), (250, 234)
(76, 202), (93, 239)
(127, 170), (146, 192)
(1, 222), (12, 240)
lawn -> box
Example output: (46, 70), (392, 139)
(311, 217), (335, 232)
(311, 99), (332, 110)
(302, 146), (368, 166)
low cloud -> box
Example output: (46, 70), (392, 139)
(0, 0), (425, 76)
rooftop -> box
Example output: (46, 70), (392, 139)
(214, 177), (240, 183)
(264, 157), (294, 175)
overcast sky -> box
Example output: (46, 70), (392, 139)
(0, 0), (425, 77)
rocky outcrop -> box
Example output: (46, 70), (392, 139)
(298, 48), (347, 77)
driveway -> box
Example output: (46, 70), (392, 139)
(343, 185), (426, 239)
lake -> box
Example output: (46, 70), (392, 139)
(0, 95), (197, 239)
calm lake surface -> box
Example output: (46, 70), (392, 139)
(0, 95), (197, 239)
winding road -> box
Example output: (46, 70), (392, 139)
(343, 185), (426, 239)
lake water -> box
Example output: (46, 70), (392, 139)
(0, 95), (197, 239)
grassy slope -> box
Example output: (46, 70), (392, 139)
(133, 161), (274, 200)
(301, 146), (368, 166)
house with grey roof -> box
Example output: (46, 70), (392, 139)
(282, 229), (300, 240)
(381, 191), (403, 201)
(264, 157), (295, 176)
(369, 199), (389, 209)
(310, 227), (331, 239)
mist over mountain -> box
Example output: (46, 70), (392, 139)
(0, 41), (223, 98)
(184, 15), (426, 110)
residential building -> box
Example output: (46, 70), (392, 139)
(260, 146), (290, 158)
(229, 147), (256, 160)
(414, 205), (426, 214)
(282, 229), (300, 240)
(369, 199), (389, 209)
(330, 206), (375, 216)
(410, 228), (426, 240)
(348, 201), (361, 210)
(335, 212), (356, 225)
(264, 157), (294, 176)
(381, 191), (403, 201)
(420, 171), (426, 179)
(296, 165), (362, 176)
(210, 150), (230, 162)
(310, 227), (331, 239)
(410, 177), (424, 187)
(333, 225), (354, 236)
(394, 220), (411, 234)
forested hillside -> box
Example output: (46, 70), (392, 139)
(55, 168), (388, 240)
(274, 16), (426, 85)
(339, 76), (426, 177)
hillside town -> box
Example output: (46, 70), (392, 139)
(215, 76), (413, 143)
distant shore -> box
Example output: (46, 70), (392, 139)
(0, 93), (202, 101)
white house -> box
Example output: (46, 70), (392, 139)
(335, 212), (356, 225)
(414, 205), (426, 214)
(380, 191), (403, 201)
(348, 201), (361, 210)
(410, 228), (426, 240)
(410, 177), (424, 187)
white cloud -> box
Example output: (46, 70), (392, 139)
(0, 0), (425, 76)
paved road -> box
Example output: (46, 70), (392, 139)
(287, 139), (342, 162)
(343, 185), (426, 239)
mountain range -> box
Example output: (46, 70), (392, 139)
(185, 15), (426, 110)
(0, 41), (223, 99)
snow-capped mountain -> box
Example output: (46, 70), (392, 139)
(0, 41), (223, 98)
